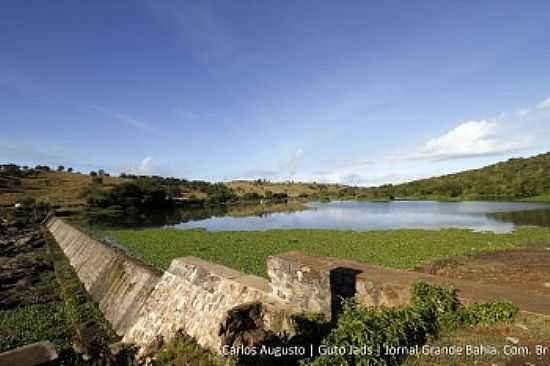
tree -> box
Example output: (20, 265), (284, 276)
(34, 165), (50, 172)
(57, 165), (65, 172)
(67, 167), (73, 173)
(90, 171), (98, 176)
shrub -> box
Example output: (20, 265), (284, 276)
(306, 301), (431, 366)
(204, 183), (237, 206)
(410, 281), (461, 330)
(460, 301), (519, 325)
(87, 181), (171, 210)
(11, 198), (52, 226)
(243, 192), (262, 201)
(153, 331), (224, 366)
(304, 282), (519, 366)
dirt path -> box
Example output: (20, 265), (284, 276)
(416, 249), (550, 298)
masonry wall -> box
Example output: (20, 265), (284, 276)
(123, 257), (297, 352)
(267, 251), (333, 319)
(267, 251), (442, 320)
(46, 217), (162, 335)
(46, 217), (298, 354)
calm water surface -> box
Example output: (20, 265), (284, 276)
(172, 201), (550, 233)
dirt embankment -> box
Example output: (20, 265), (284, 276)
(416, 248), (550, 298)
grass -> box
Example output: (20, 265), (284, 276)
(100, 226), (550, 277)
(0, 303), (72, 353)
(226, 180), (346, 198)
(153, 331), (225, 366)
(0, 233), (76, 360)
(47, 230), (118, 342)
(520, 194), (550, 203)
(0, 171), (127, 207)
(402, 313), (550, 365)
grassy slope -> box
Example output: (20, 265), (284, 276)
(0, 170), (349, 207)
(0, 171), (127, 207)
(225, 180), (347, 198)
(392, 152), (550, 201)
(100, 227), (550, 277)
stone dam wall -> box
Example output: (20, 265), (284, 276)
(47, 217), (162, 336)
(46, 217), (550, 355)
(123, 256), (298, 352)
(46, 217), (298, 354)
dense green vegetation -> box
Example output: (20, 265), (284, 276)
(304, 282), (518, 366)
(87, 180), (173, 211)
(230, 152), (550, 202)
(371, 152), (550, 201)
(152, 330), (224, 366)
(100, 226), (550, 277)
(0, 302), (73, 353)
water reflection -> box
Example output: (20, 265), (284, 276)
(490, 208), (550, 227)
(172, 201), (550, 233)
(86, 200), (550, 233)
(84, 202), (306, 228)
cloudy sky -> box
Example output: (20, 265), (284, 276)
(1, 1), (550, 186)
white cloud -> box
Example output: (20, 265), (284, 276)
(412, 95), (550, 162)
(411, 120), (532, 161)
(140, 156), (154, 173)
(125, 156), (172, 176)
(537, 96), (550, 110)
(228, 94), (550, 186)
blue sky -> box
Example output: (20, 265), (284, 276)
(1, 0), (550, 186)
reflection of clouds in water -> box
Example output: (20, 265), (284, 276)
(174, 201), (550, 233)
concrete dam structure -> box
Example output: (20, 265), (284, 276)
(45, 216), (550, 355)
(46, 217), (298, 353)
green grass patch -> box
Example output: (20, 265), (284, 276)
(0, 302), (72, 353)
(153, 331), (225, 366)
(100, 227), (550, 277)
(519, 194), (550, 203)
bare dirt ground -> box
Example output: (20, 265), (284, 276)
(410, 248), (550, 365)
(416, 248), (550, 298)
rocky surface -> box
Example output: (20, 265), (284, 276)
(122, 256), (298, 354)
(0, 222), (56, 309)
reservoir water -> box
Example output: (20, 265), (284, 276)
(172, 201), (550, 233)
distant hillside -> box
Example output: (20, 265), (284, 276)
(3, 152), (549, 208)
(0, 165), (364, 209)
(0, 168), (128, 208)
(225, 180), (347, 199)
(388, 152), (550, 201)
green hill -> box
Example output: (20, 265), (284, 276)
(386, 152), (550, 202)
(3, 152), (550, 207)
